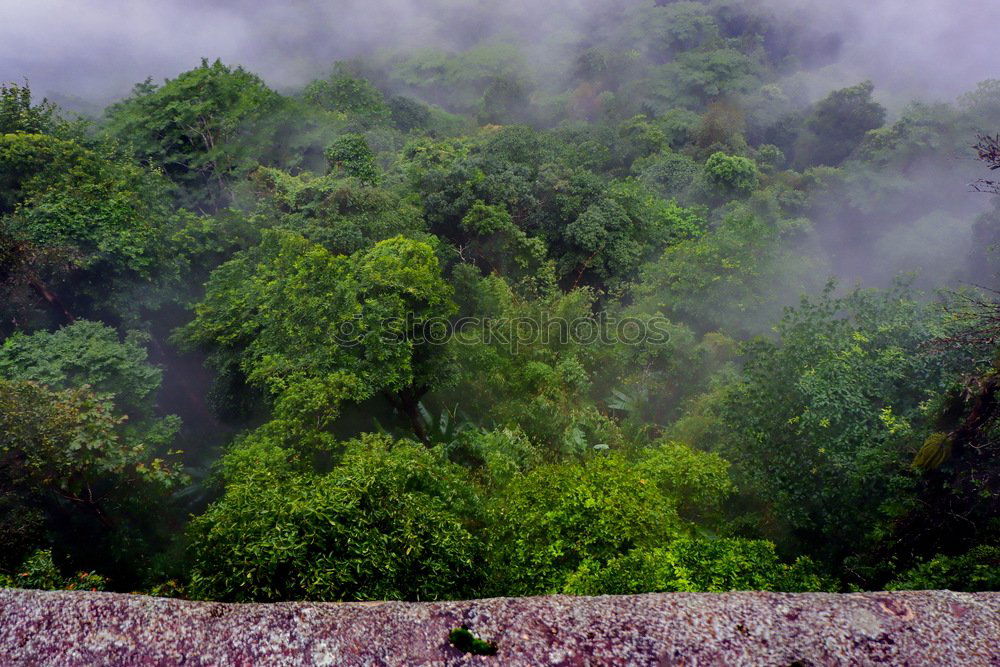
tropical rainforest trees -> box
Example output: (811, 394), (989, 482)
(2, 0), (999, 599)
(795, 81), (887, 167)
(0, 96), (180, 331)
(105, 59), (283, 209)
(0, 320), (171, 425)
(0, 379), (184, 585)
(187, 432), (481, 602)
(177, 231), (457, 441)
(0, 83), (59, 135)
(0, 318), (184, 587)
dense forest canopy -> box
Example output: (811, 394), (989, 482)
(1, 0), (998, 598)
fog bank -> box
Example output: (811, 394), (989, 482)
(0, 0), (995, 106)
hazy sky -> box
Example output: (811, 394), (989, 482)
(763, 0), (997, 103)
(0, 0), (996, 105)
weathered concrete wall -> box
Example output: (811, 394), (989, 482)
(0, 588), (997, 665)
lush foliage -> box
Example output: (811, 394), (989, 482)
(0, 379), (184, 583)
(105, 59), (282, 207)
(484, 442), (733, 595)
(0, 321), (163, 418)
(0, 549), (107, 592)
(887, 546), (1000, 591)
(188, 432), (480, 601)
(564, 539), (832, 595)
(3, 1), (999, 598)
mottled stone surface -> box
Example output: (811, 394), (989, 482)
(0, 589), (997, 665)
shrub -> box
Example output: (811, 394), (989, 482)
(0, 550), (107, 592)
(188, 433), (481, 602)
(887, 546), (1000, 592)
(704, 151), (759, 196)
(485, 442), (733, 595)
(564, 538), (833, 595)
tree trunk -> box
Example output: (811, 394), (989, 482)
(386, 386), (429, 444)
(30, 278), (74, 324)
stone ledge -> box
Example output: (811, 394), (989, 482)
(0, 588), (997, 665)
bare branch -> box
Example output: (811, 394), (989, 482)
(975, 134), (1000, 170)
(971, 134), (1000, 193)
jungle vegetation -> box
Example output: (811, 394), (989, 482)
(1, 0), (998, 599)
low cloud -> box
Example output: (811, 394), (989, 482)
(0, 0), (995, 107)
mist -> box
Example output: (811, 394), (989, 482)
(759, 0), (998, 106)
(1, 0), (996, 108)
(0, 0), (597, 104)
(4, 0), (1000, 607)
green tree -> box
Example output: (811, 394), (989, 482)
(484, 441), (733, 595)
(324, 133), (380, 185)
(703, 151), (759, 198)
(442, 282), (624, 454)
(105, 59), (281, 207)
(0, 82), (60, 135)
(0, 134), (166, 273)
(178, 230), (456, 440)
(245, 165), (424, 256)
(796, 81), (886, 167)
(702, 284), (971, 571)
(0, 132), (174, 327)
(554, 179), (704, 289)
(459, 200), (552, 293)
(0, 321), (162, 419)
(188, 431), (480, 602)
(0, 380), (184, 580)
(635, 150), (701, 202)
(631, 2), (720, 60)
(634, 202), (820, 334)
(479, 75), (531, 125)
(303, 66), (390, 125)
(388, 95), (433, 132)
(639, 48), (760, 111)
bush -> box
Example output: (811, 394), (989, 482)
(887, 546), (1000, 592)
(564, 538), (834, 595)
(0, 550), (107, 592)
(484, 442), (733, 596)
(188, 433), (482, 602)
(704, 152), (759, 196)
(325, 134), (380, 185)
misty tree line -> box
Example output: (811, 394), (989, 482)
(1, 0), (999, 599)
